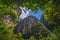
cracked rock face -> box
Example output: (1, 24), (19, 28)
(13, 16), (50, 39)
(13, 16), (39, 34)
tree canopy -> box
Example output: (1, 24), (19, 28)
(0, 0), (60, 24)
(0, 0), (60, 40)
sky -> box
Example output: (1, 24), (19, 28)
(29, 8), (43, 20)
(18, 7), (43, 21)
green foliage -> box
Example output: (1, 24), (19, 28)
(0, 0), (52, 11)
(0, 4), (18, 23)
(43, 0), (60, 25)
(53, 25), (60, 40)
(42, 1), (60, 40)
(46, 33), (57, 40)
(0, 0), (60, 40)
(31, 22), (51, 40)
(29, 36), (36, 40)
(0, 21), (24, 40)
(38, 33), (57, 40)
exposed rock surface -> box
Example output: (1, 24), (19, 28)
(0, 13), (13, 26)
(13, 16), (39, 34)
(13, 16), (51, 39)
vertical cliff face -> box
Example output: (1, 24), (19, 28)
(13, 16), (51, 39)
(13, 16), (40, 34)
(13, 16), (40, 38)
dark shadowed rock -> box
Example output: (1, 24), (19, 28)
(13, 16), (51, 39)
(40, 15), (55, 31)
(13, 16), (39, 34)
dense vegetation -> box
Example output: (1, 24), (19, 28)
(0, 0), (60, 40)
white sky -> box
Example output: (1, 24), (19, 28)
(18, 6), (31, 20)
